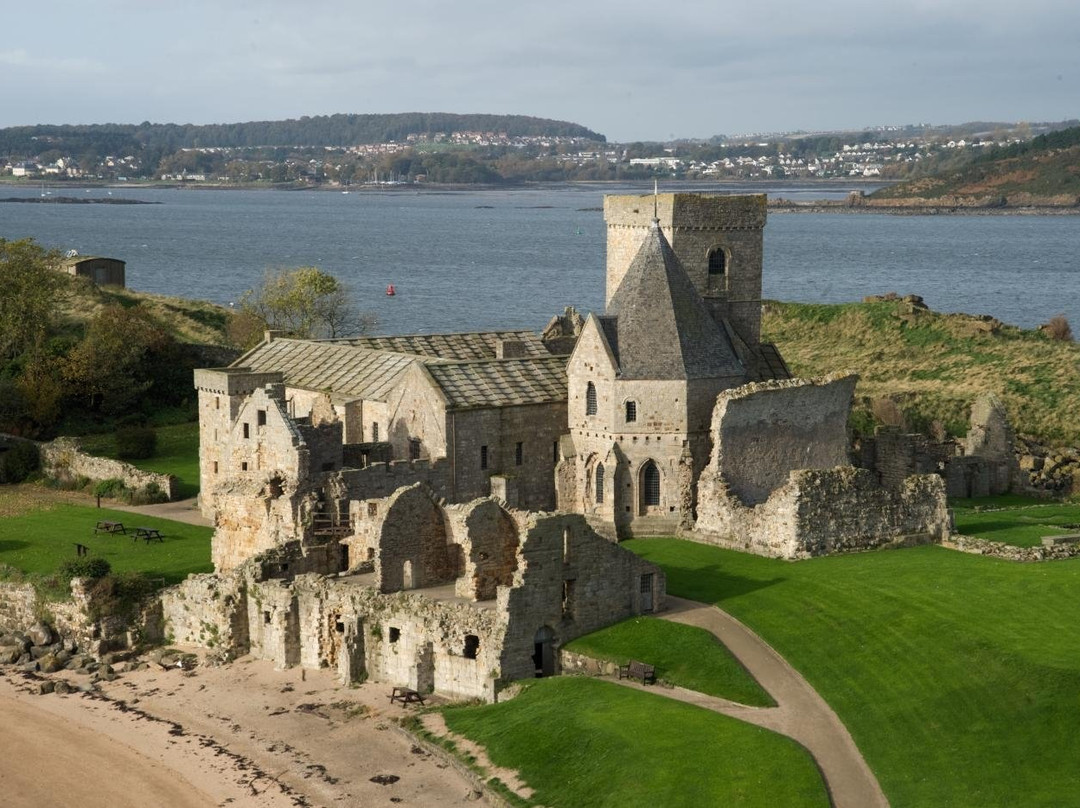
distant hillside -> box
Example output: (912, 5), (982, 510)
(869, 126), (1080, 205)
(763, 297), (1080, 445)
(0, 114), (604, 157)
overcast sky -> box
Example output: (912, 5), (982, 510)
(3, 0), (1077, 141)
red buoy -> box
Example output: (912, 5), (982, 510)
(386, 284), (396, 296)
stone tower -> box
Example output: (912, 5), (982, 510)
(603, 192), (766, 351)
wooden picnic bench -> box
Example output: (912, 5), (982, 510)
(132, 526), (164, 544)
(617, 659), (656, 685)
(94, 520), (126, 535)
(389, 686), (426, 706)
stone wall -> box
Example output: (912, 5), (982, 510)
(0, 582), (40, 636)
(943, 535), (1080, 562)
(157, 572), (249, 654)
(40, 438), (179, 500)
(709, 375), (855, 506)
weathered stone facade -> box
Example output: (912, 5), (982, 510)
(155, 486), (664, 701)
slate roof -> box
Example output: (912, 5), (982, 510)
(235, 338), (436, 400)
(606, 222), (744, 380)
(329, 330), (550, 361)
(425, 356), (568, 410)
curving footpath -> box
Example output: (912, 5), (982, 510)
(614, 596), (888, 808)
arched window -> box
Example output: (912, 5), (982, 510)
(595, 463), (605, 504)
(585, 382), (597, 416)
(642, 460), (660, 507)
(708, 248), (726, 277)
(625, 401), (637, 423)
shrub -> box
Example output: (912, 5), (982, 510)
(93, 478), (127, 500)
(129, 481), (168, 505)
(1043, 314), (1073, 342)
(87, 571), (156, 620)
(115, 425), (157, 459)
(0, 440), (40, 483)
(58, 557), (112, 580)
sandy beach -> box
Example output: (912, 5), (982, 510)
(0, 653), (493, 808)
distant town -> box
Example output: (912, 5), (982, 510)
(2, 116), (1076, 187)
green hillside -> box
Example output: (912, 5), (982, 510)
(869, 126), (1080, 204)
(762, 297), (1080, 445)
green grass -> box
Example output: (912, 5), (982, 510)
(626, 538), (1080, 807)
(76, 422), (201, 498)
(0, 500), (212, 587)
(563, 615), (774, 707)
(442, 677), (828, 808)
(951, 496), (1080, 547)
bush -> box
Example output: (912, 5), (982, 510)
(0, 441), (40, 483)
(115, 425), (157, 459)
(93, 478), (127, 500)
(87, 571), (156, 619)
(1043, 314), (1073, 342)
(58, 557), (112, 580)
(129, 481), (168, 505)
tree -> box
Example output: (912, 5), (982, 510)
(0, 239), (67, 361)
(239, 267), (375, 339)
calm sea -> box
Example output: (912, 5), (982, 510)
(2, 184), (1077, 333)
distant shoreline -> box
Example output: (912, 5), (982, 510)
(768, 202), (1080, 216)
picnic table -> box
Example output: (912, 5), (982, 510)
(389, 686), (426, 706)
(94, 520), (126, 535)
(132, 526), (164, 544)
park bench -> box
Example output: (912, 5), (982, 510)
(389, 686), (426, 706)
(133, 526), (164, 544)
(94, 520), (126, 534)
(617, 660), (656, 685)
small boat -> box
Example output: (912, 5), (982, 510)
(386, 284), (396, 296)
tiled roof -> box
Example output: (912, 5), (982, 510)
(234, 338), (436, 400)
(328, 330), (550, 361)
(606, 222), (744, 380)
(425, 356), (568, 409)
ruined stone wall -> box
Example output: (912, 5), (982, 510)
(40, 438), (179, 500)
(372, 484), (457, 593)
(710, 375), (855, 506)
(498, 513), (665, 682)
(867, 427), (954, 491)
(0, 582), (39, 636)
(694, 467), (949, 558)
(211, 481), (313, 571)
(224, 386), (311, 482)
(158, 572), (249, 654)
(385, 364), (449, 463)
(445, 499), (520, 601)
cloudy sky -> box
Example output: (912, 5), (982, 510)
(3, 0), (1077, 141)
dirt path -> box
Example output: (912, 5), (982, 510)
(642, 596), (889, 808)
(105, 496), (212, 527)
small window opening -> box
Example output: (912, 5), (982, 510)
(263, 611), (271, 625)
(242, 422), (250, 439)
(372, 422), (379, 442)
(585, 382), (597, 416)
(335, 621), (345, 633)
(463, 634), (480, 659)
(562, 526), (571, 561)
(480, 445), (488, 470)
(409, 439), (421, 460)
(562, 580), (576, 619)
(241, 461), (248, 471)
(553, 440), (560, 464)
(366, 547), (375, 560)
(213, 461), (218, 475)
(389, 627), (401, 643)
(625, 401), (637, 423)
(595, 463), (605, 504)
(215, 396), (220, 410)
(515, 441), (523, 466)
(257, 409), (266, 427)
(367, 502), (378, 517)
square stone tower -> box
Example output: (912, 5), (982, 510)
(604, 193), (766, 350)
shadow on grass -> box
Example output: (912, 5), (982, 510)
(662, 563), (785, 604)
(0, 540), (31, 552)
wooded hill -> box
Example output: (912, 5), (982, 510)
(869, 125), (1080, 205)
(0, 113), (605, 157)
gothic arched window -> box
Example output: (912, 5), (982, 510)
(642, 460), (660, 507)
(595, 463), (605, 504)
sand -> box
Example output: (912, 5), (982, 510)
(0, 654), (493, 807)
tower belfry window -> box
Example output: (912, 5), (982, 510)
(708, 248), (726, 277)
(586, 382), (597, 416)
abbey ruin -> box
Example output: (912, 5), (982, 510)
(175, 191), (960, 701)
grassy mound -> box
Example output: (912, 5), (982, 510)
(762, 298), (1080, 444)
(443, 677), (828, 808)
(563, 615), (774, 706)
(627, 538), (1080, 807)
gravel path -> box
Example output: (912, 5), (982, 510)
(620, 596), (889, 808)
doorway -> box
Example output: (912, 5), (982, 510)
(532, 626), (555, 677)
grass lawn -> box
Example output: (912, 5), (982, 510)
(563, 615), (774, 707)
(76, 422), (201, 499)
(442, 677), (828, 808)
(951, 495), (1080, 547)
(626, 538), (1080, 808)
(0, 493), (212, 588)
